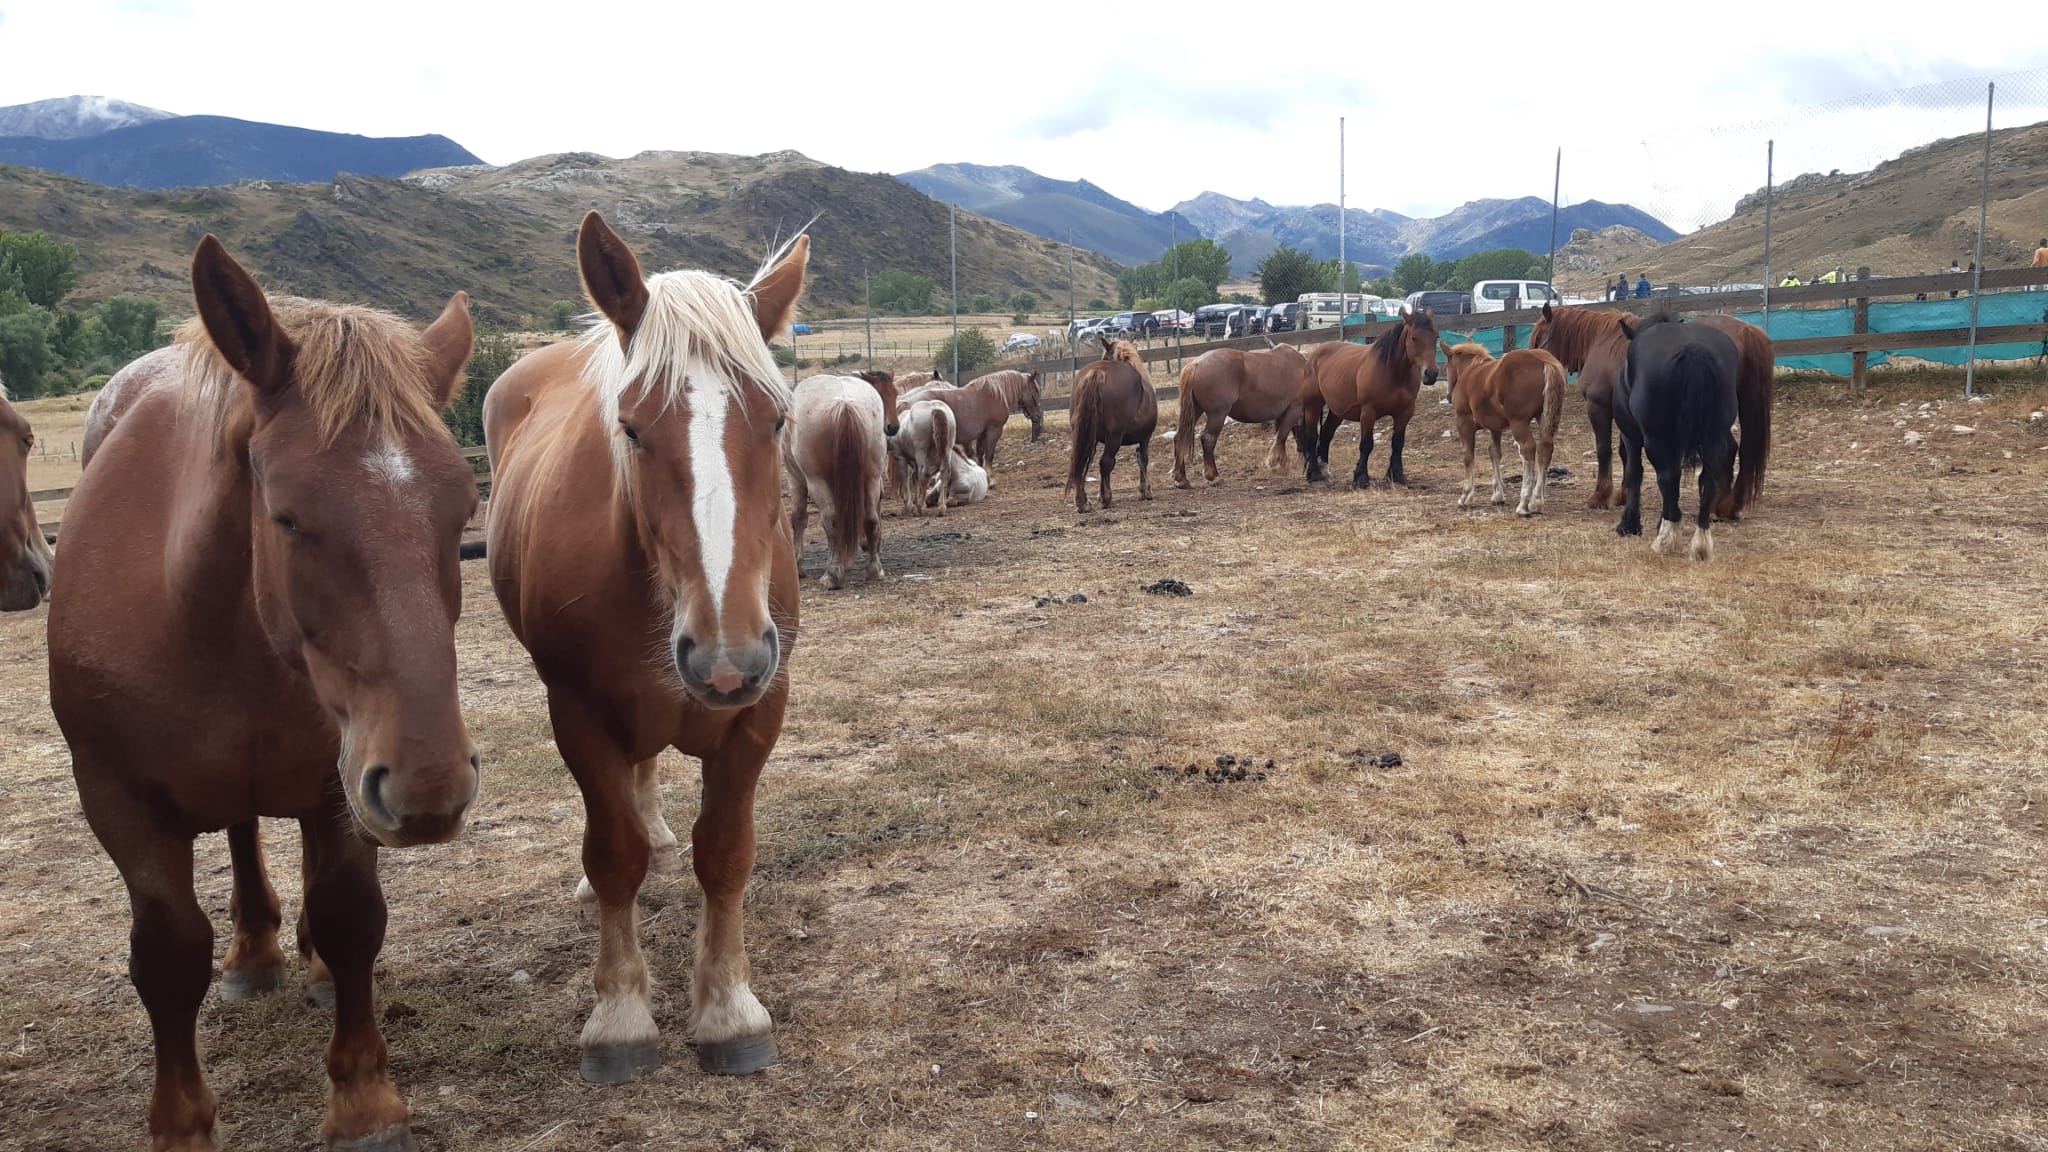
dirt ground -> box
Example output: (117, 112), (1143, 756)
(2, 370), (2046, 1151)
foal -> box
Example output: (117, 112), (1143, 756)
(1440, 342), (1567, 517)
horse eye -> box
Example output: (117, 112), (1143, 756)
(273, 514), (299, 536)
(620, 423), (641, 444)
(774, 415), (786, 434)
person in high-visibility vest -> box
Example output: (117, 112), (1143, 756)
(1779, 275), (1800, 288)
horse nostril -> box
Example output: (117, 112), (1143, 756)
(468, 751), (481, 774)
(885, 423), (900, 437)
(361, 764), (397, 829)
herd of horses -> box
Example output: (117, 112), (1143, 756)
(0, 214), (1778, 1150)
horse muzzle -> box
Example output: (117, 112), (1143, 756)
(0, 545), (51, 611)
(348, 746), (480, 848)
(675, 628), (780, 710)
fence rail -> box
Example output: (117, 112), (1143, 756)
(31, 268), (2048, 542)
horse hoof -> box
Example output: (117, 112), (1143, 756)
(1516, 506), (1533, 518)
(220, 965), (286, 1002)
(697, 1031), (780, 1076)
(305, 981), (337, 1011)
(582, 1042), (664, 1084)
(328, 1124), (418, 1152)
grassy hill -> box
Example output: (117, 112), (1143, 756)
(0, 150), (1120, 327)
(1570, 118), (2048, 292)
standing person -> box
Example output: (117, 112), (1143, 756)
(1609, 276), (1624, 301)
(2033, 239), (2048, 290)
(1949, 259), (1962, 298)
(1634, 274), (1651, 299)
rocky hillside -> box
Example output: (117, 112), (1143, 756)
(896, 163), (1192, 266)
(1552, 225), (1663, 277)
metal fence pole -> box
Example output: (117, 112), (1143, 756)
(1067, 235), (1077, 381)
(1338, 116), (1347, 338)
(1761, 140), (1773, 335)
(1545, 147), (1561, 291)
(864, 265), (872, 364)
(949, 205), (959, 382)
(1965, 82), (1994, 398)
(1172, 214), (1182, 371)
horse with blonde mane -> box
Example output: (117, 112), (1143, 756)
(1066, 340), (1156, 512)
(899, 368), (1043, 467)
(786, 371), (896, 587)
(1439, 342), (1567, 516)
(1531, 303), (1772, 518)
(1172, 342), (1310, 487)
(1297, 309), (1438, 488)
(483, 212), (807, 1081)
(51, 236), (481, 1150)
(890, 396), (959, 516)
(0, 387), (52, 609)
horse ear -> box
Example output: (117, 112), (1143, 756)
(1541, 302), (1554, 319)
(578, 211), (649, 342)
(420, 291), (475, 410)
(748, 235), (810, 342)
(191, 234), (294, 397)
(1618, 316), (1638, 340)
(1439, 339), (1455, 359)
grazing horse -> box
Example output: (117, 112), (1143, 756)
(0, 390), (52, 609)
(49, 236), (481, 1151)
(1440, 342), (1567, 517)
(891, 397), (958, 516)
(899, 368), (1043, 467)
(1172, 343), (1311, 487)
(1298, 309), (1437, 488)
(786, 373), (893, 588)
(1614, 313), (1740, 561)
(1066, 340), (1156, 512)
(483, 212), (806, 1082)
(1532, 303), (1772, 518)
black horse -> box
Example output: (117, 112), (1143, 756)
(1614, 313), (1739, 561)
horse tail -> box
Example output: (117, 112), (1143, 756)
(1672, 344), (1726, 471)
(822, 404), (875, 568)
(931, 404), (957, 504)
(1730, 332), (1773, 515)
(1539, 354), (1566, 446)
(1172, 361), (1200, 479)
(1066, 374), (1102, 496)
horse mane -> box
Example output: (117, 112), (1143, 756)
(1372, 313), (1430, 368)
(180, 297), (447, 451)
(1447, 341), (1493, 363)
(1538, 306), (1628, 364)
(854, 368), (894, 387)
(579, 244), (797, 448)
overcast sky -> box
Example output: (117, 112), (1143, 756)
(3, 0), (2046, 231)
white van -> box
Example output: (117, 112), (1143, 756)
(1297, 292), (1386, 329)
(1470, 280), (1557, 313)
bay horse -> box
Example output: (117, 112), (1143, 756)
(899, 368), (1043, 467)
(1172, 343), (1310, 487)
(49, 236), (481, 1151)
(1440, 342), (1567, 516)
(1532, 303), (1771, 517)
(786, 372), (894, 588)
(1297, 309), (1437, 488)
(1614, 312), (1740, 560)
(891, 396), (958, 517)
(0, 390), (52, 609)
(482, 211), (806, 1082)
(1066, 340), (1156, 513)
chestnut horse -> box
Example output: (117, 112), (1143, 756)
(1531, 304), (1772, 517)
(50, 236), (480, 1151)
(0, 390), (52, 609)
(1440, 342), (1567, 516)
(786, 372), (895, 588)
(1297, 309), (1438, 488)
(899, 368), (1043, 466)
(483, 212), (806, 1082)
(1066, 340), (1156, 512)
(1172, 343), (1311, 487)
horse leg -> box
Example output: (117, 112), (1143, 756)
(1616, 430), (1645, 538)
(1385, 416), (1410, 486)
(86, 787), (217, 1151)
(1532, 417), (1556, 515)
(576, 757), (681, 909)
(1200, 410), (1226, 485)
(220, 818), (287, 1002)
(1649, 448), (1684, 554)
(1352, 415), (1376, 491)
(863, 496), (885, 582)
(1098, 442), (1118, 510)
(1487, 430), (1506, 505)
(1457, 417), (1479, 508)
(1693, 441), (1726, 561)
(1510, 419), (1539, 517)
(786, 469), (810, 565)
(1137, 438), (1154, 501)
(689, 738), (780, 1075)
(298, 808), (412, 1150)
(1588, 395), (1618, 509)
(551, 691), (660, 1084)
(1313, 410), (1342, 484)
(1296, 399), (1327, 482)
(1266, 406), (1297, 475)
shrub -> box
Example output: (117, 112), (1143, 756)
(933, 329), (997, 376)
(969, 293), (995, 313)
(443, 328), (518, 447)
(1008, 291), (1037, 313)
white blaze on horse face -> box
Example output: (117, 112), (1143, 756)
(683, 360), (737, 621)
(364, 440), (415, 488)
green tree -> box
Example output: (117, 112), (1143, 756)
(1086, 298), (1109, 311)
(0, 309), (57, 398)
(870, 269), (936, 315)
(443, 328), (518, 447)
(0, 230), (79, 308)
(933, 329), (997, 376)
(1164, 276), (1217, 310)
(1164, 239), (1231, 295)
(1391, 254), (1438, 296)
(1256, 246), (1332, 305)
(545, 300), (580, 331)
(1007, 291), (1036, 314)
(1448, 248), (1544, 292)
(968, 293), (995, 313)
(94, 296), (164, 363)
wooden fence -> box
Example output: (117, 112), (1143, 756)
(30, 267), (2048, 543)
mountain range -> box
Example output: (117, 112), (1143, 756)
(0, 96), (480, 189)
(895, 163), (1194, 266)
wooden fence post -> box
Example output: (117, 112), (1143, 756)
(1501, 293), (1519, 351)
(1851, 267), (1871, 389)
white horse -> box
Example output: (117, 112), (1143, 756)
(939, 446), (990, 507)
(890, 398), (957, 517)
(784, 374), (888, 589)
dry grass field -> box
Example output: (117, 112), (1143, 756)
(2, 370), (2046, 1151)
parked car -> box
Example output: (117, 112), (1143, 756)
(1192, 303), (1253, 339)
(1265, 302), (1301, 332)
(1298, 292), (1388, 329)
(1153, 309), (1193, 331)
(1107, 310), (1157, 335)
(1002, 332), (1043, 355)
(1470, 280), (1558, 313)
(1067, 316), (1112, 341)
(1404, 290), (1474, 317)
